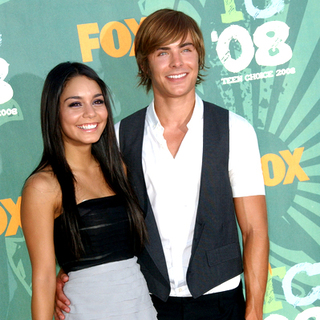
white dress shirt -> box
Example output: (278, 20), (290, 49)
(115, 94), (265, 297)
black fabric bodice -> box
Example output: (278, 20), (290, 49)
(54, 195), (134, 273)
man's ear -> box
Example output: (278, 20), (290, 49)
(140, 63), (146, 73)
(140, 63), (151, 79)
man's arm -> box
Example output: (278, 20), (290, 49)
(54, 270), (70, 320)
(234, 195), (269, 320)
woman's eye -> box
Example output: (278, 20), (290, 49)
(94, 99), (105, 105)
(68, 102), (81, 107)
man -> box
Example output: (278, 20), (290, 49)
(55, 9), (269, 320)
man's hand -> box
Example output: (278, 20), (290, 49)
(54, 269), (70, 320)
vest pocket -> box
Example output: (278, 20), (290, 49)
(206, 243), (241, 266)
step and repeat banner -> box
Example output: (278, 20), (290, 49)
(0, 0), (319, 319)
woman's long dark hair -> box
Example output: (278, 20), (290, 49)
(32, 61), (147, 259)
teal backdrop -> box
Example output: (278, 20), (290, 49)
(0, 0), (319, 319)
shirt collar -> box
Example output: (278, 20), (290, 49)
(146, 93), (204, 130)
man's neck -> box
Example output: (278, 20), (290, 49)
(153, 91), (196, 158)
(153, 91), (196, 129)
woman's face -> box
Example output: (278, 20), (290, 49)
(59, 75), (108, 148)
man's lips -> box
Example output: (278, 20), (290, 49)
(167, 73), (187, 79)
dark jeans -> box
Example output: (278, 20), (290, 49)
(151, 282), (245, 320)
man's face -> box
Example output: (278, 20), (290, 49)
(147, 33), (199, 101)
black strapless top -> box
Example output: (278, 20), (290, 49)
(54, 195), (134, 273)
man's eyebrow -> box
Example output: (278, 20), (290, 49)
(156, 46), (170, 51)
(180, 42), (194, 48)
(156, 42), (194, 51)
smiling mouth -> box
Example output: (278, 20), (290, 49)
(167, 73), (187, 79)
(77, 123), (97, 130)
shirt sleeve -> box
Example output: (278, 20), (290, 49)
(114, 121), (120, 146)
(228, 111), (265, 197)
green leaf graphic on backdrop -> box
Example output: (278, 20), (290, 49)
(0, 0), (10, 5)
(138, 0), (203, 24)
(6, 237), (31, 296)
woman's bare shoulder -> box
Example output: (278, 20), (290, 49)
(22, 167), (61, 208)
(24, 168), (57, 190)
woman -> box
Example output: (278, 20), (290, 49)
(21, 62), (157, 319)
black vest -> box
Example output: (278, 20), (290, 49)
(119, 101), (243, 301)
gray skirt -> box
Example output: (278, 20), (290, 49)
(63, 257), (157, 319)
